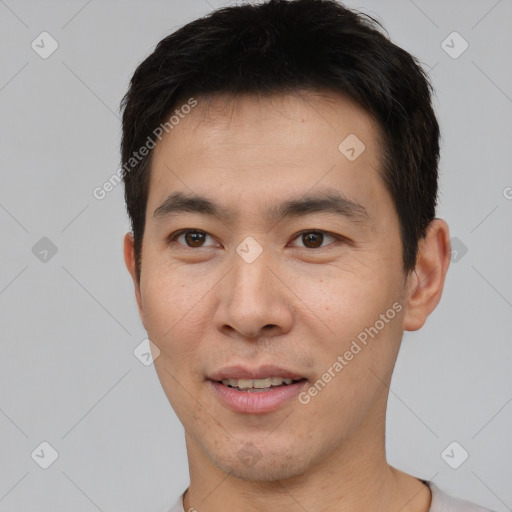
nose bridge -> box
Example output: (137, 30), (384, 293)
(216, 243), (293, 338)
(231, 246), (276, 316)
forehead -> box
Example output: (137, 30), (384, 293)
(147, 90), (387, 220)
(164, 90), (380, 152)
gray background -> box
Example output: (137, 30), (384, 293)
(0, 0), (511, 511)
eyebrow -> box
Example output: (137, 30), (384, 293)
(153, 190), (369, 224)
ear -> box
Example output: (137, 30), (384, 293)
(123, 232), (145, 327)
(403, 219), (451, 331)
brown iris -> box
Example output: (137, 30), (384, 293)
(301, 231), (324, 249)
(184, 231), (207, 247)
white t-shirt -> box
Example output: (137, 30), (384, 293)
(166, 481), (497, 512)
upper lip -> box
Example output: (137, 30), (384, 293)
(208, 365), (307, 381)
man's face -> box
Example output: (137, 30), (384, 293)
(126, 92), (414, 480)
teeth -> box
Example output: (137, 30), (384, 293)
(237, 379), (253, 389)
(220, 377), (295, 389)
(254, 378), (272, 388)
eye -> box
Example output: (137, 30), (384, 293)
(167, 229), (218, 248)
(167, 229), (344, 250)
(290, 230), (340, 249)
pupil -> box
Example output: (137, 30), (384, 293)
(303, 232), (323, 248)
(185, 231), (205, 247)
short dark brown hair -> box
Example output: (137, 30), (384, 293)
(120, 0), (440, 280)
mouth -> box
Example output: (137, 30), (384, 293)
(207, 367), (309, 413)
(215, 377), (307, 392)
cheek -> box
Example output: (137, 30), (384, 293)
(140, 268), (212, 416)
(296, 274), (404, 436)
(140, 264), (208, 356)
(290, 256), (405, 401)
(291, 257), (402, 340)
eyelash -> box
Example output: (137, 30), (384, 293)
(166, 229), (345, 249)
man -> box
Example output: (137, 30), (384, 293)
(121, 1), (496, 511)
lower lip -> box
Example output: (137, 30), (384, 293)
(208, 380), (307, 414)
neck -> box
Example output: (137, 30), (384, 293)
(182, 406), (431, 512)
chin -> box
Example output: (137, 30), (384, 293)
(207, 440), (313, 482)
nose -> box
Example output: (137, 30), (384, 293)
(213, 249), (294, 340)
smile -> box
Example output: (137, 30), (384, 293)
(209, 378), (308, 413)
(220, 377), (304, 391)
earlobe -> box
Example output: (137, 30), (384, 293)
(123, 232), (145, 325)
(403, 219), (451, 331)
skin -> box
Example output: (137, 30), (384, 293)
(124, 90), (451, 512)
